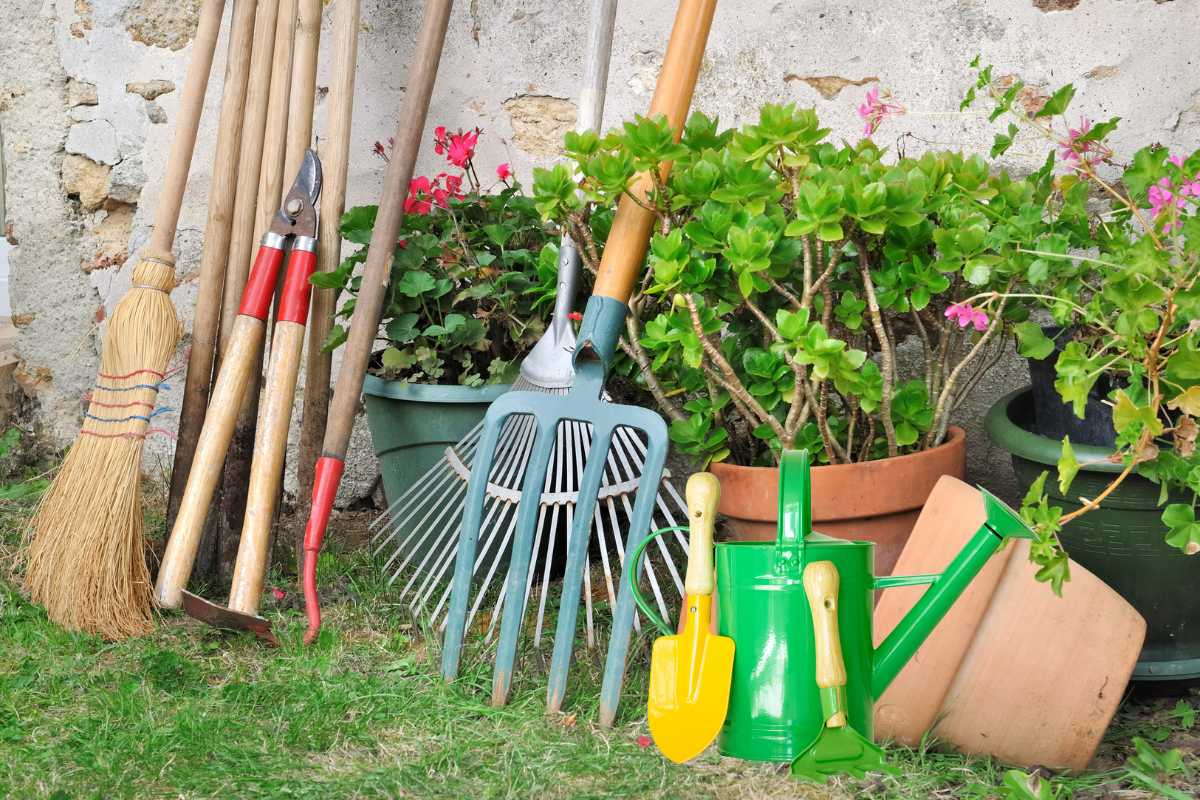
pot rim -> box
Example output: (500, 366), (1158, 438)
(707, 425), (967, 475)
(362, 374), (512, 403)
(984, 387), (1122, 474)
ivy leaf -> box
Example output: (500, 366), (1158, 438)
(1057, 437), (1079, 496)
(1162, 504), (1200, 555)
(1035, 83), (1076, 118)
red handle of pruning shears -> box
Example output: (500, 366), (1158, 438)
(238, 244), (286, 320)
(303, 455), (344, 644)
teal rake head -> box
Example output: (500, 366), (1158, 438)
(440, 297), (670, 723)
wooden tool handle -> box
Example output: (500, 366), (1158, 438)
(804, 561), (847, 691)
(145, 0), (226, 261)
(228, 319), (307, 614)
(283, 0), (321, 184)
(254, 0), (298, 239)
(592, 0), (717, 302)
(684, 472), (720, 595)
(321, 0), (452, 461)
(154, 314), (269, 608)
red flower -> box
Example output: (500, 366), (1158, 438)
(404, 175), (434, 216)
(568, 311), (582, 322)
(446, 129), (479, 168)
(271, 587), (286, 601)
(432, 187), (449, 208)
(496, 162), (512, 181)
(433, 125), (447, 155)
(636, 735), (652, 748)
(444, 173), (465, 200)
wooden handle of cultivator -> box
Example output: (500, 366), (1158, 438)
(143, 0), (226, 263)
(591, 0), (717, 304)
(684, 473), (720, 595)
(804, 561), (848, 692)
(301, 0), (453, 646)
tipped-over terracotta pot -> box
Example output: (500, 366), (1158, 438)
(708, 426), (966, 574)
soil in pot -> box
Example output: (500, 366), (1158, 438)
(707, 426), (967, 575)
(986, 387), (1200, 682)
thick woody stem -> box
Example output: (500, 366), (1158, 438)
(769, 278), (803, 310)
(568, 211), (601, 272)
(927, 296), (1007, 448)
(858, 247), (899, 457)
(912, 308), (933, 404)
(618, 320), (686, 424)
(685, 293), (787, 443)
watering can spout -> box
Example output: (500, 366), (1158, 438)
(870, 488), (1034, 700)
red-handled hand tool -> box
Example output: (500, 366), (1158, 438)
(154, 151), (323, 628)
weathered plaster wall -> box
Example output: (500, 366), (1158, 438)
(2, 0), (1198, 504)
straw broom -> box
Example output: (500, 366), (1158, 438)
(22, 0), (226, 639)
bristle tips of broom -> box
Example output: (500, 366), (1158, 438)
(23, 253), (181, 640)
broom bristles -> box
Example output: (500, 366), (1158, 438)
(24, 257), (181, 640)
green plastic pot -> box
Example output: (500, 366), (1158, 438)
(985, 387), (1200, 681)
(362, 375), (510, 509)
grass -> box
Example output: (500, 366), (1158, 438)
(0, 483), (1198, 798)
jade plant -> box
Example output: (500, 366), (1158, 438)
(315, 126), (558, 386)
(532, 106), (1033, 468)
(937, 59), (1200, 581)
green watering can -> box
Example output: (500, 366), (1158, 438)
(711, 449), (1034, 763)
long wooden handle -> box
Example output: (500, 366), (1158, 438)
(228, 319), (307, 614)
(255, 0), (298, 241)
(144, 0), (226, 261)
(804, 561), (847, 691)
(684, 472), (720, 595)
(299, 0), (360, 516)
(591, 0), (716, 302)
(283, 0), (321, 183)
(321, 0), (452, 461)
(219, 0), (283, 351)
(168, 0), (258, 527)
(154, 314), (269, 608)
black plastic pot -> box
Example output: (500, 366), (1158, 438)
(1026, 326), (1115, 447)
(986, 388), (1200, 682)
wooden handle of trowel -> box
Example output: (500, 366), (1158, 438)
(591, 0), (717, 303)
(684, 473), (720, 595)
(804, 561), (847, 691)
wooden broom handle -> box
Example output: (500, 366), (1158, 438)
(144, 0), (226, 262)
(592, 0), (716, 303)
(321, 0), (453, 461)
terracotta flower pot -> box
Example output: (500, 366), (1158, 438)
(707, 426), (967, 574)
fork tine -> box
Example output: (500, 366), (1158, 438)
(441, 406), (509, 680)
(546, 422), (613, 712)
(598, 414), (668, 726)
(490, 415), (559, 706)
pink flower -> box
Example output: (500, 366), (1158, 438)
(1180, 175), (1200, 197)
(1057, 117), (1092, 164)
(1169, 153), (1185, 168)
(496, 162), (512, 181)
(433, 125), (447, 155)
(857, 86), (904, 136)
(1148, 176), (1186, 231)
(945, 302), (989, 332)
(446, 129), (479, 168)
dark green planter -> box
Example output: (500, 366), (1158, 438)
(985, 388), (1200, 681)
(362, 375), (510, 509)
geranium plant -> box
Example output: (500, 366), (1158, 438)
(315, 126), (558, 386)
(946, 59), (1200, 581)
(532, 106), (1030, 468)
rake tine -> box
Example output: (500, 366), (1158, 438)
(609, 456), (670, 622)
(610, 429), (684, 597)
(417, 413), (534, 601)
(490, 415), (559, 705)
(545, 421), (611, 712)
(371, 457), (458, 557)
(380, 464), (464, 580)
(598, 415), (668, 727)
(371, 421), (483, 538)
(441, 405), (513, 680)
(532, 421), (570, 645)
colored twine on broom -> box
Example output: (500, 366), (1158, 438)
(23, 257), (181, 640)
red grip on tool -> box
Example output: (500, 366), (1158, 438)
(238, 245), (285, 320)
(303, 455), (345, 645)
(277, 248), (318, 325)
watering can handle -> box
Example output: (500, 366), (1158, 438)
(627, 526), (689, 637)
(775, 449), (812, 575)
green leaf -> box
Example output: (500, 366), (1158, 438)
(1014, 322), (1055, 360)
(1035, 83), (1076, 118)
(396, 270), (436, 297)
(817, 221), (844, 242)
(1163, 504), (1200, 554)
(1057, 437), (1079, 496)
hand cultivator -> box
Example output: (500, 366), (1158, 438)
(369, 0), (694, 652)
(440, 0), (720, 723)
(155, 154), (323, 642)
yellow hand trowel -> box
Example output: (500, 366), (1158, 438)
(630, 472), (735, 763)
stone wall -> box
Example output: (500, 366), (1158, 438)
(1, 0), (1198, 505)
